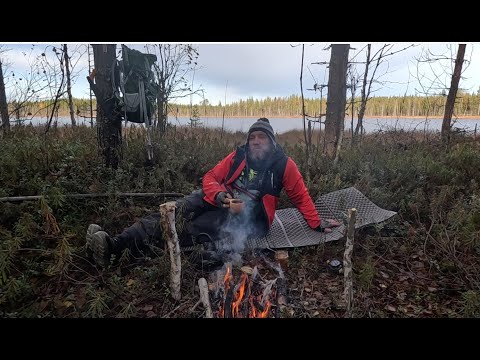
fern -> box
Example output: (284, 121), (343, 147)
(46, 235), (73, 276)
(118, 302), (136, 318)
(85, 288), (110, 318)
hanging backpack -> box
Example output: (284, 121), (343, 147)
(114, 45), (158, 124)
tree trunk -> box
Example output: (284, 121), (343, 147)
(300, 45), (311, 185)
(442, 44), (466, 144)
(324, 44), (349, 158)
(0, 60), (9, 133)
(157, 90), (167, 134)
(91, 44), (122, 169)
(355, 44), (371, 138)
(63, 44), (76, 127)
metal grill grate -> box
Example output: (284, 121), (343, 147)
(245, 187), (397, 249)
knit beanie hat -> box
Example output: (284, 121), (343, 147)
(247, 117), (276, 147)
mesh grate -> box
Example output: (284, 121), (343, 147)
(245, 187), (397, 250)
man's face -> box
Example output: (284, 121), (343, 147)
(248, 130), (272, 161)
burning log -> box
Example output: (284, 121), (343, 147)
(198, 278), (213, 318)
(204, 255), (286, 318)
(263, 254), (288, 317)
(160, 201), (182, 301)
(343, 207), (357, 317)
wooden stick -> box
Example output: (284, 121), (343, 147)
(343, 207), (357, 318)
(262, 255), (288, 317)
(0, 192), (184, 203)
(276, 277), (288, 317)
(198, 277), (213, 318)
(160, 201), (182, 301)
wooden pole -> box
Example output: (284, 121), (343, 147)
(343, 207), (356, 318)
(160, 201), (182, 301)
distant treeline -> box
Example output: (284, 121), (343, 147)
(10, 92), (480, 119)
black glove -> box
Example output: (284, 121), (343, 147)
(314, 219), (337, 232)
(215, 191), (230, 207)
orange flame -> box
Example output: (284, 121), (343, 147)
(217, 263), (273, 318)
(232, 273), (248, 317)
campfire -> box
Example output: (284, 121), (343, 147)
(198, 251), (288, 318)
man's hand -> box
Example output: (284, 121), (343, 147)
(314, 219), (341, 233)
(215, 191), (232, 208)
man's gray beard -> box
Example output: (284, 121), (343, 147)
(250, 145), (272, 161)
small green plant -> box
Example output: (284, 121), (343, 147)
(85, 288), (110, 318)
(47, 234), (73, 276)
(118, 302), (136, 318)
(460, 290), (480, 317)
(357, 257), (375, 291)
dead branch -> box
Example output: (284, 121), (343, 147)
(0, 192), (184, 203)
(198, 277), (213, 318)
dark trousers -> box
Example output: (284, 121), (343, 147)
(113, 190), (233, 255)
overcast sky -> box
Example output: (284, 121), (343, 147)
(2, 42), (479, 106)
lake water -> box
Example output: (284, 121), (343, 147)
(14, 116), (480, 134)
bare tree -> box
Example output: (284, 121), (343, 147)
(42, 46), (66, 133)
(412, 44), (472, 140)
(442, 44), (466, 144)
(0, 53), (9, 133)
(63, 44), (76, 126)
(2, 45), (56, 122)
(347, 60), (360, 140)
(0, 44), (86, 129)
(145, 44), (201, 134)
(299, 44), (312, 185)
(324, 44), (349, 159)
(353, 44), (415, 140)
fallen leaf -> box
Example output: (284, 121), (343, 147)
(142, 305), (153, 312)
(413, 261), (424, 269)
(146, 311), (156, 318)
(304, 287), (312, 293)
(386, 305), (396, 312)
(75, 287), (86, 309)
(63, 301), (73, 308)
(427, 287), (437, 292)
(39, 300), (50, 311)
(126, 279), (135, 287)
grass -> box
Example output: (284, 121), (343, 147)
(1, 123), (480, 317)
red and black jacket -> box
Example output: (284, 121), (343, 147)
(202, 145), (321, 229)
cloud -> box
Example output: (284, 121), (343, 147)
(2, 42), (479, 103)
(193, 43), (330, 105)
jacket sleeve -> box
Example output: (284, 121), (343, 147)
(282, 158), (321, 229)
(202, 151), (236, 205)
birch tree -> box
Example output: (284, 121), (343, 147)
(145, 44), (201, 134)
